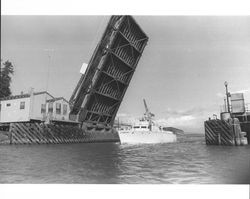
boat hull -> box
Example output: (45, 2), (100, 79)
(118, 131), (177, 144)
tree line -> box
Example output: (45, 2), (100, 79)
(0, 60), (14, 98)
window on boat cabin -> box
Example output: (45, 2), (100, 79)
(48, 102), (53, 113)
(41, 104), (46, 114)
(20, 101), (25, 109)
(56, 103), (61, 114)
(141, 126), (147, 129)
(6, 103), (11, 107)
(63, 104), (67, 115)
(134, 126), (140, 129)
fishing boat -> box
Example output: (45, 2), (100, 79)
(118, 99), (177, 144)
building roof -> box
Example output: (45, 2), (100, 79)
(0, 91), (54, 101)
(46, 97), (69, 104)
(0, 91), (70, 104)
(34, 91), (54, 98)
(0, 93), (31, 101)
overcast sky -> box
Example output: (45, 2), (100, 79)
(1, 16), (250, 132)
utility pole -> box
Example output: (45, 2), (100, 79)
(0, 60), (3, 94)
(224, 81), (231, 113)
(0, 60), (1, 84)
(44, 49), (54, 92)
(43, 49), (54, 122)
(0, 59), (2, 81)
(224, 98), (227, 112)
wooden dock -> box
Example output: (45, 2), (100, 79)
(0, 122), (120, 145)
(204, 119), (249, 146)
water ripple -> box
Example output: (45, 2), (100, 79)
(0, 134), (249, 183)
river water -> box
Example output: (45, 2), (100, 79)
(0, 134), (249, 184)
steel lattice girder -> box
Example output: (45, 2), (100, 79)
(70, 15), (148, 127)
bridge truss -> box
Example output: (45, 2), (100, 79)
(70, 15), (148, 128)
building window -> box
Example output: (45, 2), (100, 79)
(41, 104), (46, 113)
(48, 102), (53, 113)
(6, 103), (11, 107)
(63, 104), (67, 115)
(20, 101), (25, 109)
(56, 103), (61, 114)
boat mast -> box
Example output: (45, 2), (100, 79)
(143, 99), (155, 130)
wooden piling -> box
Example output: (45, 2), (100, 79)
(0, 121), (119, 145)
(204, 119), (249, 146)
(204, 119), (235, 146)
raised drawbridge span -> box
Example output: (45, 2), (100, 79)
(69, 16), (149, 129)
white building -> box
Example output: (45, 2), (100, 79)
(46, 97), (71, 122)
(0, 90), (73, 123)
